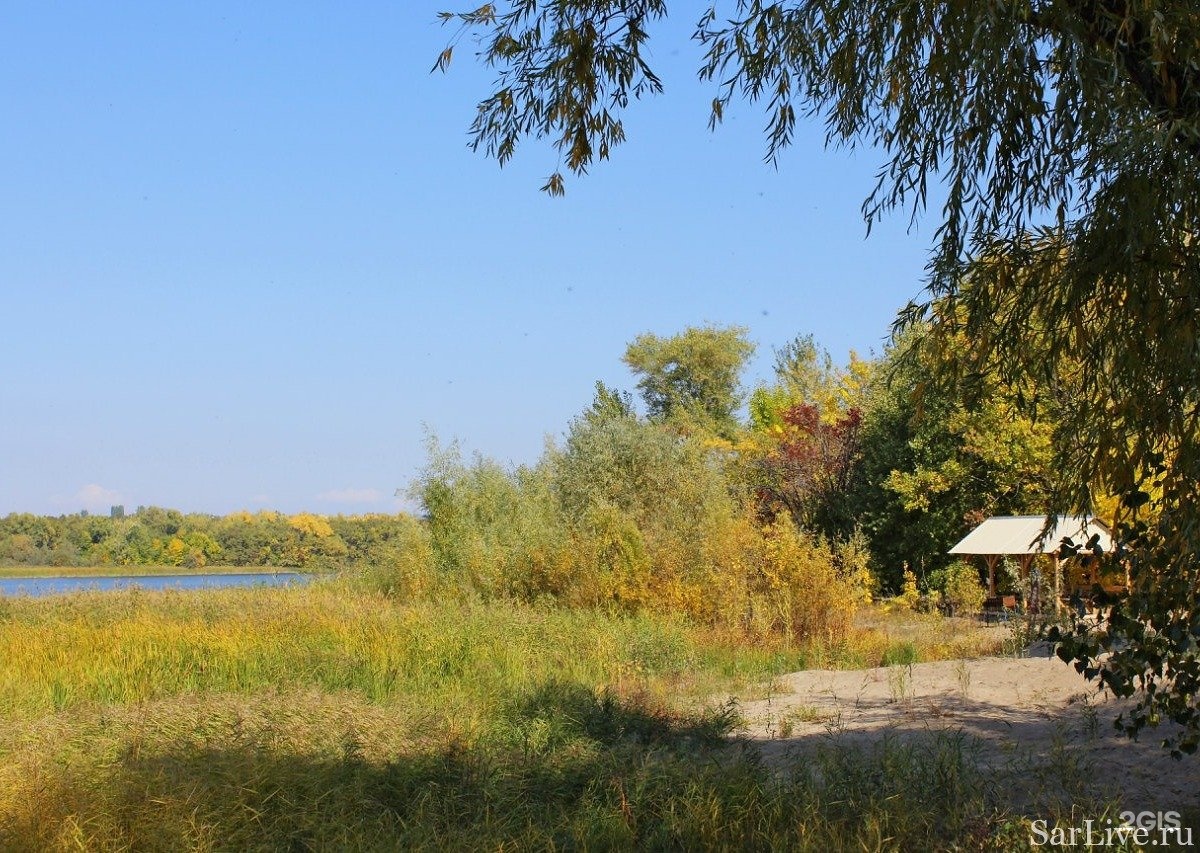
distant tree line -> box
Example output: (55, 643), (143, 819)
(0, 507), (423, 571)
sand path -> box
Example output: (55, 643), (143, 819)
(734, 650), (1199, 813)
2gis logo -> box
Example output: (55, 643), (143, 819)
(1030, 810), (1193, 847)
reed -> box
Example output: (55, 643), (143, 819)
(0, 586), (1088, 851)
(0, 585), (705, 714)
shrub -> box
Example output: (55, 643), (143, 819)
(833, 528), (877, 605)
(412, 438), (572, 600)
(409, 419), (863, 647)
(350, 516), (436, 600)
(930, 561), (987, 616)
(745, 521), (859, 644)
(898, 568), (921, 609)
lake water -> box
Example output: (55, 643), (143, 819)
(0, 572), (312, 598)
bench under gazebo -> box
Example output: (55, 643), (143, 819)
(948, 514), (1114, 612)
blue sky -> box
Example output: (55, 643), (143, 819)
(1, 3), (938, 516)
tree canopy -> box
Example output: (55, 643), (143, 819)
(440, 2), (1200, 752)
(622, 324), (754, 440)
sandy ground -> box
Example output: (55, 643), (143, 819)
(735, 648), (1199, 814)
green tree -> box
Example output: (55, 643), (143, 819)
(769, 336), (842, 413)
(439, 2), (1200, 751)
(579, 380), (636, 429)
(553, 390), (734, 532)
(134, 506), (184, 538)
(851, 326), (1061, 592)
(622, 325), (754, 440)
(212, 511), (293, 566)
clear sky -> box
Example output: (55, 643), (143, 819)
(1, 3), (940, 517)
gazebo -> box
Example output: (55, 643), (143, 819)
(948, 514), (1114, 610)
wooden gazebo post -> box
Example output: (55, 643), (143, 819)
(984, 555), (999, 596)
(1052, 553), (1062, 614)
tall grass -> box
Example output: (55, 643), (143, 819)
(0, 583), (1008, 717)
(2, 686), (1043, 851)
(0, 585), (713, 716)
(1, 689), (1113, 851)
(0, 585), (1079, 851)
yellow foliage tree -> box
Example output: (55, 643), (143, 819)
(288, 513), (334, 538)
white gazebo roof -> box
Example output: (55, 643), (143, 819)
(949, 515), (1113, 556)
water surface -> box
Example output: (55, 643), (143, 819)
(0, 572), (311, 598)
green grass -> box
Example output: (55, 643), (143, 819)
(0, 564), (301, 578)
(0, 586), (710, 714)
(0, 585), (1125, 851)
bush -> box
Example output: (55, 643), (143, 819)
(898, 568), (921, 609)
(411, 417), (864, 646)
(833, 528), (878, 605)
(929, 561), (987, 616)
(349, 516), (436, 600)
(745, 521), (859, 644)
(412, 437), (574, 600)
